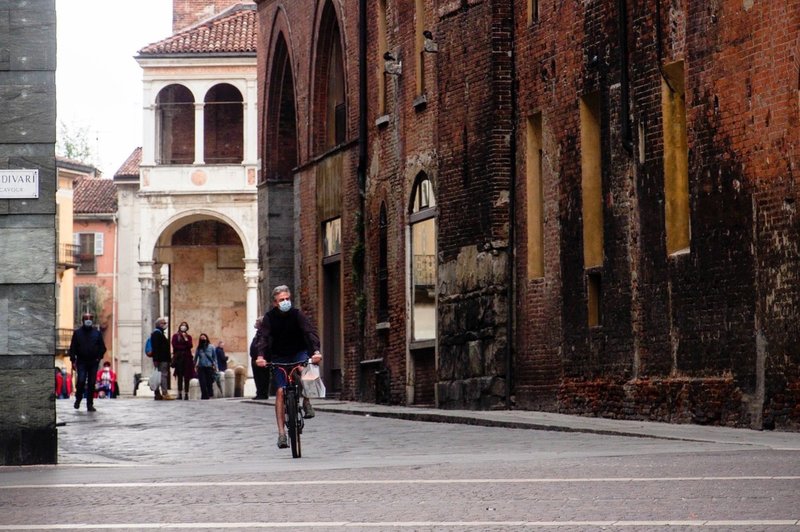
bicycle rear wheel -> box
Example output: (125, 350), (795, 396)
(286, 388), (302, 458)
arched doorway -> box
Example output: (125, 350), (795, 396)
(155, 218), (249, 370)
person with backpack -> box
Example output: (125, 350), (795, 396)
(150, 317), (175, 400)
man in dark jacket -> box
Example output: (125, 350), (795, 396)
(151, 317), (174, 400)
(69, 312), (106, 412)
(254, 285), (322, 449)
(249, 318), (269, 400)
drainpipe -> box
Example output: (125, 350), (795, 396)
(505, 0), (518, 410)
(617, 0), (633, 153)
(358, 0), (368, 199)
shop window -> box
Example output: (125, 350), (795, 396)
(409, 174), (437, 342)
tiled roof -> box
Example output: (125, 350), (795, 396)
(56, 156), (99, 176)
(74, 177), (117, 214)
(138, 3), (257, 56)
(114, 147), (141, 180)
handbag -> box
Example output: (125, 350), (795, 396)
(301, 363), (326, 399)
(148, 369), (161, 391)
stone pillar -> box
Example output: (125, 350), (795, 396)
(0, 0), (57, 465)
(243, 79), (258, 165)
(138, 261), (157, 371)
(194, 102), (204, 165)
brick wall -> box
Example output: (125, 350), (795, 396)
(173, 0), (248, 31)
(256, 0), (799, 427)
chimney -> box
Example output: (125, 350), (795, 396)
(172, 0), (248, 32)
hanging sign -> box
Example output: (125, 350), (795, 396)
(0, 169), (39, 198)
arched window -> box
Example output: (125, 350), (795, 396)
(313, 1), (346, 152)
(156, 84), (195, 165)
(204, 83), (243, 164)
(409, 174), (437, 341)
(376, 0), (388, 116)
(265, 33), (298, 181)
(378, 202), (389, 322)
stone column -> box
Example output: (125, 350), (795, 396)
(194, 102), (205, 165)
(243, 79), (258, 165)
(244, 259), (260, 379)
(138, 261), (157, 371)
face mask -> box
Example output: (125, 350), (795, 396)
(179, 326), (187, 332)
(278, 300), (292, 312)
(83, 320), (93, 327)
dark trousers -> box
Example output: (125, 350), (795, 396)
(197, 367), (215, 399)
(175, 370), (191, 397)
(75, 360), (99, 405)
(251, 359), (270, 398)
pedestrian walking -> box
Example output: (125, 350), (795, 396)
(171, 321), (194, 400)
(194, 333), (217, 400)
(151, 317), (174, 400)
(68, 312), (107, 412)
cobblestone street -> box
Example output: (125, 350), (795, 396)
(1, 398), (799, 530)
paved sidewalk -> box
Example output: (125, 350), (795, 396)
(248, 397), (800, 450)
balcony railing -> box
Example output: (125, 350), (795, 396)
(56, 328), (73, 353)
(58, 243), (80, 269)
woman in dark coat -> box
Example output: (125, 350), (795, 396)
(171, 321), (194, 400)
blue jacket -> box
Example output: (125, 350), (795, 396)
(194, 344), (217, 369)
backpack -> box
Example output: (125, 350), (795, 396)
(145, 335), (153, 357)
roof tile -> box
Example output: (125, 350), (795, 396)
(139, 4), (257, 55)
(74, 177), (117, 214)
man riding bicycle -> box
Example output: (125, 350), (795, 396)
(254, 285), (323, 449)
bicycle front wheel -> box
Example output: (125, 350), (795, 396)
(286, 388), (302, 458)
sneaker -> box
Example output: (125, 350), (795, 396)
(87, 405), (96, 412)
(73, 400), (80, 410)
(161, 393), (175, 401)
(302, 398), (315, 419)
(277, 434), (289, 449)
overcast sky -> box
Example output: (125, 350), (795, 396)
(56, 0), (172, 175)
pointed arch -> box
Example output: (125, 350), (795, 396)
(312, 0), (347, 153)
(265, 32), (298, 181)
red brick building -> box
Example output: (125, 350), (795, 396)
(255, 0), (799, 429)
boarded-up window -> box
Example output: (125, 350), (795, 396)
(526, 114), (544, 279)
(662, 61), (690, 255)
(580, 92), (603, 269)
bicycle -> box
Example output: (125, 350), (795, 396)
(269, 360), (308, 458)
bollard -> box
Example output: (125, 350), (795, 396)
(224, 368), (235, 398)
(234, 366), (246, 397)
(188, 378), (201, 400)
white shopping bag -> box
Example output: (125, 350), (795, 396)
(301, 364), (326, 399)
(148, 369), (161, 392)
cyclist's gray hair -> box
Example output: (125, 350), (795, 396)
(271, 285), (291, 300)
